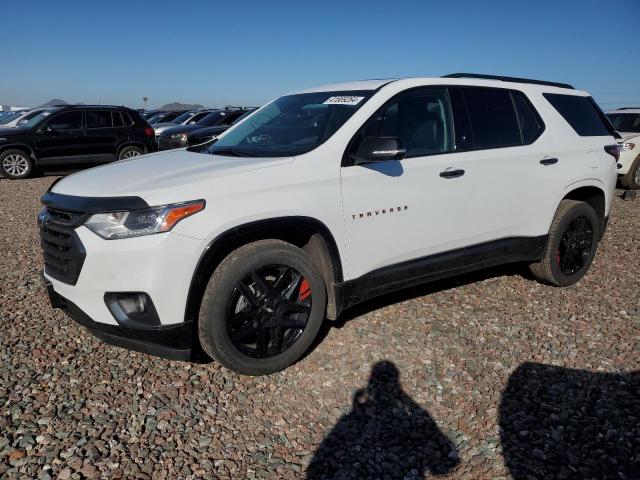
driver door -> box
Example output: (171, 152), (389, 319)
(33, 111), (87, 164)
(340, 87), (472, 280)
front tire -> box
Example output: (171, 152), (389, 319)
(198, 239), (327, 375)
(620, 155), (640, 190)
(529, 200), (600, 287)
(0, 149), (33, 179)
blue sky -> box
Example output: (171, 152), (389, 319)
(1, 0), (638, 109)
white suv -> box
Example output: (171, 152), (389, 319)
(39, 74), (618, 375)
(606, 108), (640, 189)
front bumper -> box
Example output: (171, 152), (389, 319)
(44, 277), (196, 360)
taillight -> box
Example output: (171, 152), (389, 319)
(604, 144), (620, 161)
(145, 127), (154, 137)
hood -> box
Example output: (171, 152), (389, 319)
(619, 132), (640, 142)
(51, 149), (294, 202)
(159, 124), (203, 136)
(154, 123), (182, 134)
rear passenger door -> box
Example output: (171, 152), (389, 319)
(84, 110), (120, 162)
(448, 86), (557, 242)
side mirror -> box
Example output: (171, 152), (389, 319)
(352, 136), (406, 165)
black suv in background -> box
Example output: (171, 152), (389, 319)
(0, 106), (156, 179)
(186, 109), (256, 146)
(157, 109), (250, 150)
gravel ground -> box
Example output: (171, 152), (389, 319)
(0, 175), (638, 480)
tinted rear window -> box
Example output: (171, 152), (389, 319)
(121, 111), (134, 126)
(112, 111), (124, 127)
(86, 110), (112, 128)
(544, 94), (611, 136)
(462, 87), (521, 148)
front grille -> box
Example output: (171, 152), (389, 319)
(39, 207), (89, 285)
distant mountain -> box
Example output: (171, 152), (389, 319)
(39, 98), (69, 108)
(160, 102), (205, 111)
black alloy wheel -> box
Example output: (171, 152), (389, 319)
(556, 215), (594, 276)
(226, 264), (312, 358)
(529, 199), (600, 287)
(198, 239), (327, 375)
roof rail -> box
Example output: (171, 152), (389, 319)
(616, 107), (640, 110)
(63, 104), (131, 109)
(443, 73), (574, 90)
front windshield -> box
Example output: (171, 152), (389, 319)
(206, 90), (373, 157)
(19, 110), (53, 128)
(172, 112), (195, 124)
(195, 111), (224, 126)
(607, 113), (640, 133)
(0, 111), (23, 125)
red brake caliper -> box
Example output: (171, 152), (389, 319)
(298, 278), (311, 301)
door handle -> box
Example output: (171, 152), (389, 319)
(439, 169), (465, 179)
(540, 158), (558, 166)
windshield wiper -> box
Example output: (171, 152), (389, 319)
(209, 148), (257, 157)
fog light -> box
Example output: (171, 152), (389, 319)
(135, 294), (147, 314)
(104, 292), (160, 329)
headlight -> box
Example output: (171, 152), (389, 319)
(621, 142), (636, 152)
(170, 132), (188, 141)
(84, 200), (205, 239)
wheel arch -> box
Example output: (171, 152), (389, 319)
(116, 142), (147, 158)
(561, 185), (607, 237)
(184, 216), (344, 336)
(0, 143), (36, 159)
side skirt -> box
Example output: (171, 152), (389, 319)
(335, 235), (548, 313)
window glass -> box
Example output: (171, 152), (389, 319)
(462, 87), (521, 148)
(221, 112), (240, 125)
(195, 112), (222, 127)
(86, 110), (112, 128)
(173, 112), (194, 124)
(163, 112), (182, 122)
(449, 88), (473, 151)
(112, 111), (124, 127)
(512, 92), (544, 143)
(122, 112), (134, 126)
(207, 90), (373, 158)
(606, 113), (640, 133)
(46, 111), (82, 131)
(352, 88), (454, 159)
(544, 94), (612, 136)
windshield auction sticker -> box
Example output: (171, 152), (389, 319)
(323, 96), (365, 106)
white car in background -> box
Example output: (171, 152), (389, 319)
(0, 108), (47, 128)
(606, 108), (640, 189)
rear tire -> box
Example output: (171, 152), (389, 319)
(0, 149), (33, 179)
(529, 200), (600, 287)
(118, 145), (143, 160)
(198, 239), (327, 375)
(620, 155), (640, 190)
